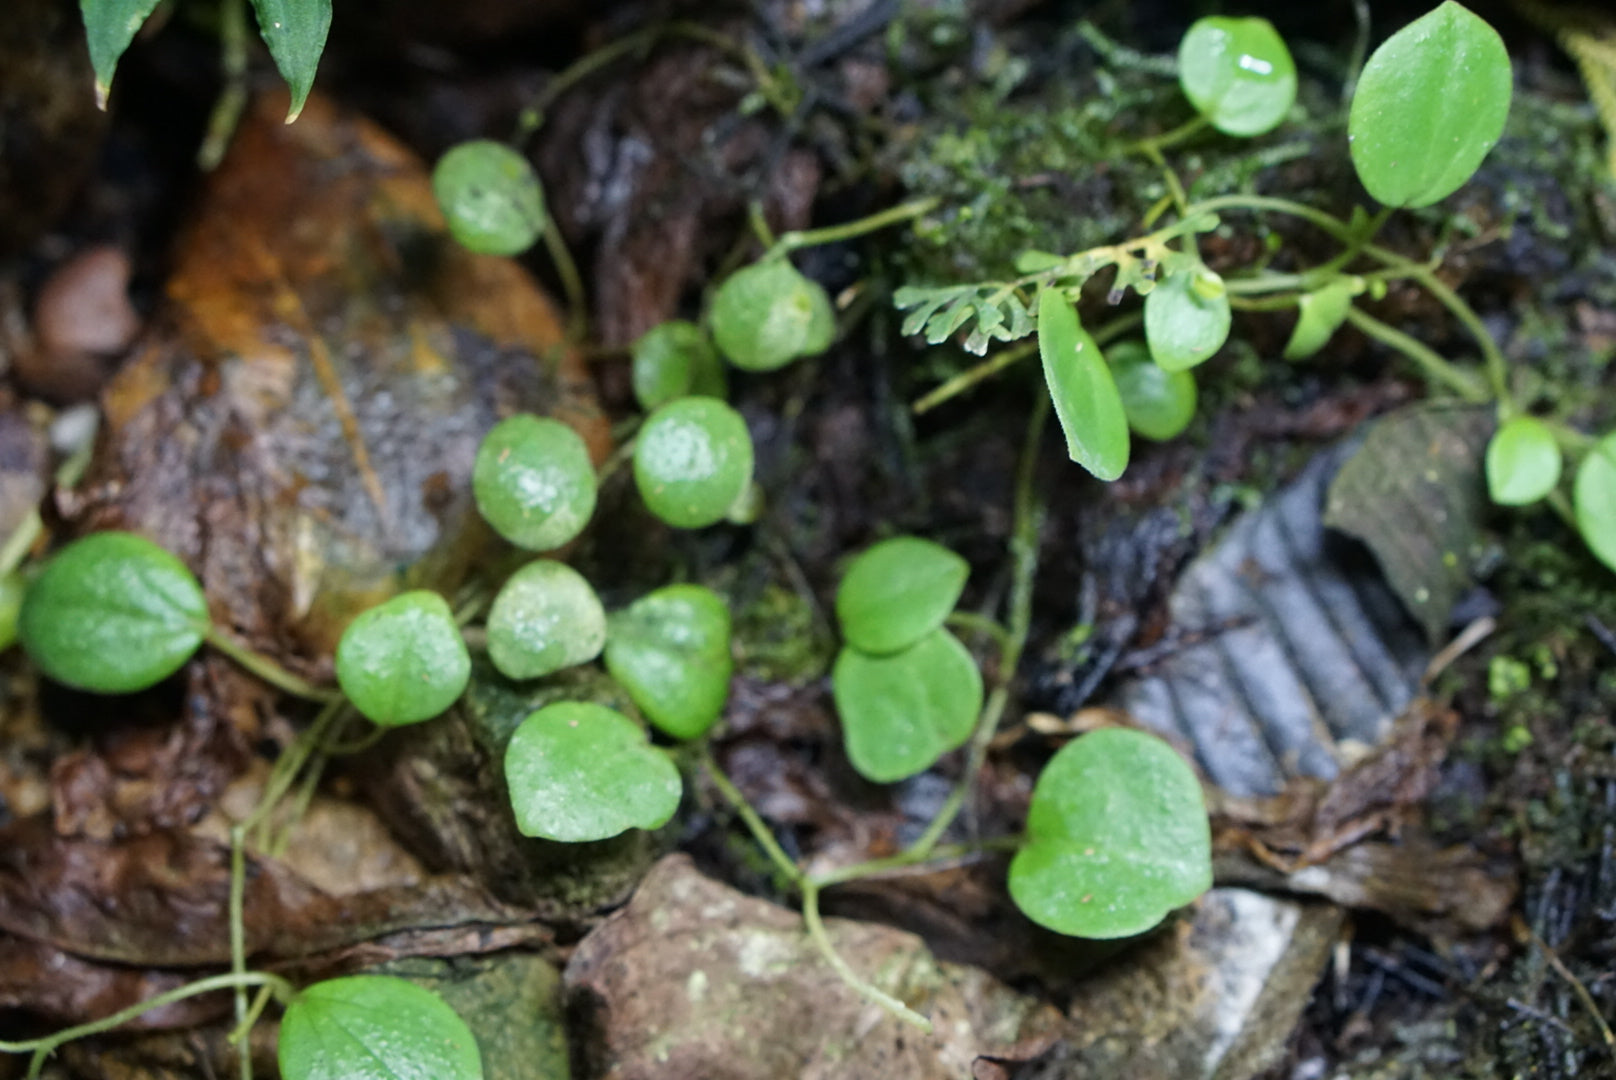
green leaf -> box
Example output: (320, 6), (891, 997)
(472, 415), (597, 552)
(1144, 268), (1231, 372)
(431, 140), (547, 257)
(605, 585), (733, 740)
(1037, 289), (1130, 481)
(335, 591), (470, 727)
(504, 703), (682, 842)
(1283, 279), (1361, 360)
(1109, 340), (1198, 442)
(486, 561), (606, 680)
(835, 536), (968, 655)
(633, 398), (755, 529)
(1347, 2), (1512, 208)
(1015, 250), (1068, 274)
(19, 531), (209, 694)
(631, 320), (728, 411)
(1178, 16), (1297, 137)
(279, 975), (483, 1080)
(832, 628), (983, 784)
(249, 0), (331, 122)
(710, 260), (834, 372)
(1008, 728), (1211, 939)
(80, 0), (164, 108)
(1485, 415), (1562, 506)
(1574, 431), (1616, 573)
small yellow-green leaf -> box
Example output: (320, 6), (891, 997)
(1144, 268), (1231, 372)
(633, 398), (754, 529)
(1486, 415), (1562, 507)
(472, 415), (597, 552)
(1110, 341), (1198, 442)
(709, 260), (834, 372)
(1037, 289), (1129, 481)
(335, 591), (470, 727)
(248, 0), (331, 122)
(1574, 431), (1616, 574)
(1283, 278), (1361, 360)
(631, 320), (728, 411)
(432, 141), (547, 257)
(80, 0), (165, 107)
(1178, 16), (1297, 137)
(486, 561), (606, 680)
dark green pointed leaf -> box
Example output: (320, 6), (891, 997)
(279, 975), (483, 1080)
(633, 398), (754, 529)
(504, 703), (681, 842)
(1178, 16), (1297, 137)
(249, 0), (331, 122)
(1144, 269), (1231, 372)
(472, 415), (597, 552)
(1009, 728), (1211, 939)
(605, 585), (733, 740)
(1110, 340), (1198, 442)
(1283, 278), (1361, 360)
(1348, 2), (1512, 208)
(1574, 431), (1616, 574)
(1486, 415), (1562, 506)
(832, 628), (982, 784)
(1037, 289), (1129, 481)
(835, 536), (968, 656)
(80, 0), (164, 108)
(335, 591), (470, 726)
(486, 561), (606, 680)
(19, 531), (209, 694)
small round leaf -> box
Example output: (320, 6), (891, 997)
(1574, 431), (1616, 574)
(1144, 269), (1231, 372)
(835, 536), (969, 655)
(1038, 288), (1130, 481)
(19, 531), (209, 694)
(605, 584), (733, 740)
(487, 561), (606, 680)
(710, 260), (835, 372)
(473, 415), (597, 552)
(832, 628), (983, 784)
(631, 320), (728, 411)
(1109, 340), (1198, 442)
(504, 702), (682, 842)
(1283, 279), (1361, 360)
(1348, 2), (1512, 208)
(279, 975), (483, 1080)
(432, 140), (547, 256)
(1009, 728), (1211, 939)
(633, 398), (755, 529)
(1178, 16), (1297, 137)
(335, 591), (470, 727)
(1486, 415), (1562, 506)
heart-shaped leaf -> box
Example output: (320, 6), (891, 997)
(249, 0), (331, 121)
(335, 591), (470, 726)
(432, 140), (548, 257)
(1178, 16), (1297, 137)
(1144, 268), (1231, 372)
(279, 975), (483, 1080)
(1348, 2), (1512, 208)
(1109, 340), (1198, 442)
(835, 536), (969, 656)
(504, 702), (682, 842)
(1574, 431), (1616, 573)
(1283, 278), (1361, 360)
(19, 531), (209, 694)
(631, 320), (728, 411)
(710, 260), (835, 372)
(633, 398), (755, 529)
(832, 628), (983, 783)
(605, 584), (733, 740)
(1009, 728), (1211, 939)
(1486, 415), (1562, 507)
(80, 0), (165, 108)
(1037, 288), (1129, 481)
(473, 414), (597, 552)
(487, 561), (606, 680)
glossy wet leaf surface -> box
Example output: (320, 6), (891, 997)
(1008, 728), (1211, 939)
(279, 974), (483, 1080)
(486, 560), (606, 680)
(432, 140), (547, 257)
(832, 628), (982, 783)
(1347, 1), (1512, 208)
(1178, 16), (1297, 137)
(504, 702), (682, 842)
(633, 397), (754, 528)
(249, 0), (331, 121)
(79, 0), (164, 106)
(1144, 269), (1231, 372)
(835, 536), (969, 655)
(1037, 288), (1129, 481)
(1486, 415), (1562, 506)
(605, 584), (733, 740)
(335, 590), (470, 726)
(473, 414), (597, 552)
(19, 531), (209, 694)
(1574, 431), (1616, 573)
(1109, 340), (1198, 442)
(710, 260), (835, 372)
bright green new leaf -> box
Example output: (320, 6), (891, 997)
(249, 0), (331, 122)
(1178, 16), (1297, 137)
(335, 591), (470, 727)
(709, 260), (835, 372)
(80, 0), (164, 107)
(835, 536), (968, 656)
(0, 573), (24, 654)
(1283, 279), (1361, 360)
(1486, 415), (1562, 506)
(1574, 431), (1616, 573)
(832, 628), (983, 783)
(486, 561), (606, 680)
(605, 584), (733, 740)
(279, 975), (483, 1080)
(504, 703), (682, 842)
(634, 398), (755, 529)
(1037, 289), (1130, 481)
(1347, 2), (1512, 208)
(1109, 340), (1198, 442)
(1009, 728), (1212, 939)
(19, 531), (209, 694)
(432, 140), (548, 257)
(1144, 269), (1231, 372)
(631, 320), (728, 411)
(473, 414), (597, 552)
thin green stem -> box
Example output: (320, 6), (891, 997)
(771, 198), (940, 257)
(700, 744), (802, 886)
(229, 825), (251, 1080)
(197, 0), (249, 170)
(911, 312), (1142, 415)
(240, 698), (349, 844)
(748, 202), (779, 250)
(945, 611), (1012, 656)
(541, 221), (589, 342)
(807, 835), (1023, 890)
(1343, 307), (1488, 402)
(596, 433), (639, 488)
(1125, 115), (1211, 157)
(204, 628), (341, 703)
(801, 881), (931, 1031)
